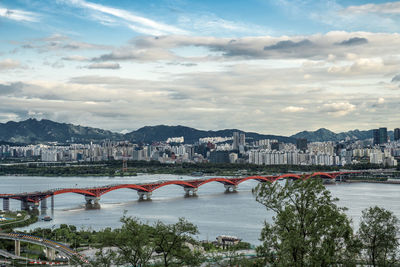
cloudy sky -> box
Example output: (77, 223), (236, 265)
(1, 0), (400, 135)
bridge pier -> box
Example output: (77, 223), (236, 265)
(41, 198), (47, 215)
(30, 202), (38, 210)
(3, 198), (9, 211)
(224, 184), (238, 193)
(51, 195), (54, 215)
(184, 187), (198, 197)
(15, 240), (20, 257)
(85, 196), (101, 209)
(21, 200), (28, 211)
(336, 175), (345, 182)
(41, 198), (47, 210)
(46, 247), (56, 261)
(137, 191), (152, 201)
(322, 178), (335, 184)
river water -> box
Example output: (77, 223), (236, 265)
(1, 175), (399, 245)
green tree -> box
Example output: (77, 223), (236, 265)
(90, 248), (116, 267)
(96, 227), (116, 247)
(253, 178), (358, 266)
(358, 206), (400, 266)
(205, 249), (257, 267)
(113, 216), (156, 267)
(153, 218), (203, 267)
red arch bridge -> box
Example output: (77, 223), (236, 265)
(0, 171), (361, 211)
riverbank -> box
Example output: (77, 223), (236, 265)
(346, 179), (400, 184)
(0, 211), (38, 231)
(0, 160), (391, 177)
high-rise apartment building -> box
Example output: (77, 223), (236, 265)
(373, 128), (388, 145)
(379, 127), (388, 144)
(395, 128), (400, 141)
(373, 129), (379, 145)
(232, 132), (240, 150)
(239, 133), (245, 146)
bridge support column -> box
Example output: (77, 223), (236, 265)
(51, 194), (54, 215)
(85, 196), (101, 209)
(26, 201), (38, 211)
(15, 240), (20, 257)
(41, 198), (47, 215)
(184, 187), (198, 197)
(3, 198), (9, 211)
(46, 248), (56, 261)
(31, 202), (40, 216)
(21, 200), (28, 211)
(137, 191), (152, 201)
(224, 184), (238, 193)
(41, 198), (47, 210)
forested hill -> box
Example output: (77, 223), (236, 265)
(0, 118), (123, 144)
(125, 125), (295, 144)
(291, 128), (394, 142)
(0, 118), (391, 144)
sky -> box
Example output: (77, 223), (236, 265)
(1, 0), (400, 135)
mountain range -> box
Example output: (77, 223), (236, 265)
(292, 128), (393, 142)
(0, 118), (390, 144)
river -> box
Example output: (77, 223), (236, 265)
(0, 175), (399, 245)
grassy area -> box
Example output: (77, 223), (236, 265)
(0, 211), (27, 225)
(0, 211), (38, 230)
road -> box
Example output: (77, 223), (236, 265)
(0, 232), (88, 264)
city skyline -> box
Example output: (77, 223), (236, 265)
(1, 0), (400, 135)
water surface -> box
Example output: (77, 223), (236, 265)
(0, 175), (398, 244)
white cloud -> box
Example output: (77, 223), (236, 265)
(282, 106), (305, 113)
(4, 29), (400, 134)
(321, 102), (356, 117)
(0, 7), (39, 22)
(128, 25), (164, 36)
(62, 55), (89, 61)
(19, 35), (111, 53)
(0, 59), (21, 70)
(85, 62), (120, 69)
(66, 0), (188, 35)
(377, 97), (385, 104)
(176, 14), (270, 36)
(343, 2), (400, 14)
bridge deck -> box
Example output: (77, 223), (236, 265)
(0, 171), (361, 203)
(0, 233), (88, 264)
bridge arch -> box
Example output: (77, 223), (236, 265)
(98, 184), (154, 195)
(196, 178), (236, 188)
(149, 180), (198, 192)
(307, 172), (335, 179)
(273, 173), (303, 182)
(236, 176), (272, 185)
(53, 189), (98, 197)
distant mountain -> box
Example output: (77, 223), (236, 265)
(291, 128), (394, 142)
(291, 128), (338, 142)
(0, 118), (123, 144)
(0, 118), (394, 144)
(125, 125), (295, 144)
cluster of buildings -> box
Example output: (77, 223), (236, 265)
(1, 128), (399, 167)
